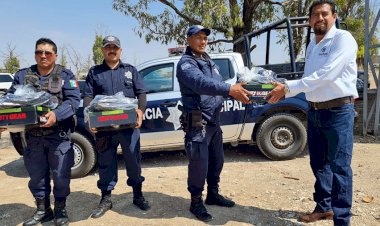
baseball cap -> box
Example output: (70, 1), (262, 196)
(187, 25), (211, 37)
(102, 35), (121, 48)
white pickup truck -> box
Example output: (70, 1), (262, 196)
(0, 73), (14, 96)
(10, 51), (308, 178)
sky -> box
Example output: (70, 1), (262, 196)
(0, 0), (177, 69)
(1, 0), (379, 72)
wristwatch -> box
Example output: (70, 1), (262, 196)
(284, 83), (289, 94)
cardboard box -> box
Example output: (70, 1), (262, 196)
(243, 83), (274, 104)
(88, 109), (137, 130)
(0, 106), (50, 127)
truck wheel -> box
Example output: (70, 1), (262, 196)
(256, 113), (307, 160)
(71, 132), (96, 178)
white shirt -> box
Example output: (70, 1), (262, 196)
(286, 25), (358, 102)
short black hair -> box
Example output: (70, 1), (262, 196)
(35, 38), (57, 53)
(308, 0), (336, 17)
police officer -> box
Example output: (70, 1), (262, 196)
(0, 38), (81, 226)
(176, 25), (252, 222)
(83, 35), (150, 219)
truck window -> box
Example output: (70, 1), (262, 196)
(213, 59), (234, 81)
(0, 74), (13, 82)
(140, 63), (174, 94)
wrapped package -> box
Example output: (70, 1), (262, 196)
(84, 92), (138, 130)
(237, 67), (286, 104)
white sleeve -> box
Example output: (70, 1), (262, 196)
(286, 32), (357, 96)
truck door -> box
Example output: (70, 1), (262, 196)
(139, 62), (184, 149)
(213, 57), (245, 141)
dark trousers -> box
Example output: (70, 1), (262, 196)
(185, 124), (224, 196)
(95, 128), (144, 191)
(307, 104), (354, 226)
(24, 132), (74, 199)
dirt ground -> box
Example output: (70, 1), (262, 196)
(0, 133), (379, 226)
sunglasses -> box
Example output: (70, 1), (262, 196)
(35, 50), (55, 57)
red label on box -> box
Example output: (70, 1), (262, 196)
(98, 114), (129, 122)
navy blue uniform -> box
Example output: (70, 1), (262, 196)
(9, 65), (80, 199)
(83, 61), (147, 190)
(176, 46), (231, 196)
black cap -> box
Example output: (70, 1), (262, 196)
(187, 25), (211, 37)
(102, 35), (121, 48)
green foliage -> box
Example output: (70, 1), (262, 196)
(335, 0), (378, 67)
(93, 34), (104, 65)
(4, 52), (20, 74)
(112, 0), (278, 46)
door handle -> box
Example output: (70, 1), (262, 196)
(160, 101), (177, 107)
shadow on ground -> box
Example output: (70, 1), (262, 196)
(0, 191), (304, 225)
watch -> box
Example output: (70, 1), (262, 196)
(284, 83), (289, 94)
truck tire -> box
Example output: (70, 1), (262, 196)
(256, 113), (307, 160)
(10, 131), (96, 178)
(70, 132), (96, 179)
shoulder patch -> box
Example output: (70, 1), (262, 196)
(69, 80), (78, 88)
(181, 63), (192, 70)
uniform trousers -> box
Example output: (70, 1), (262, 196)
(24, 131), (74, 199)
(95, 128), (144, 191)
(185, 124), (224, 196)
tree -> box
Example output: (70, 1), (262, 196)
(280, 0), (312, 59)
(335, 0), (378, 68)
(2, 43), (20, 74)
(58, 46), (68, 67)
(65, 44), (85, 78)
(112, 0), (290, 51)
(278, 0), (378, 65)
(93, 34), (104, 65)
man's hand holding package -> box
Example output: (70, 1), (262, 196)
(266, 82), (286, 104)
(40, 111), (57, 128)
(229, 82), (252, 104)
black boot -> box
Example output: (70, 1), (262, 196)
(205, 186), (235, 207)
(23, 198), (54, 226)
(91, 192), (112, 218)
(190, 194), (212, 222)
(132, 184), (151, 211)
(54, 199), (69, 226)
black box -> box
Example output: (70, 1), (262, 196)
(88, 109), (137, 130)
(0, 106), (50, 126)
(243, 83), (274, 104)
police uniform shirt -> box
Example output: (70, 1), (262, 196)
(285, 25), (358, 102)
(176, 47), (231, 124)
(9, 65), (81, 122)
(84, 61), (146, 99)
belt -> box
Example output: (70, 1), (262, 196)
(309, 96), (353, 110)
(27, 127), (60, 136)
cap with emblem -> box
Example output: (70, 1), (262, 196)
(187, 25), (211, 37)
(102, 35), (121, 48)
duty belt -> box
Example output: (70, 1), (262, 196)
(27, 127), (61, 137)
(309, 96), (353, 110)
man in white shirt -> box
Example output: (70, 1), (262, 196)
(267, 1), (357, 225)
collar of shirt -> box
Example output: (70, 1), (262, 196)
(313, 25), (337, 45)
(101, 60), (124, 70)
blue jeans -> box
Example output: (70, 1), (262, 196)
(307, 103), (354, 226)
